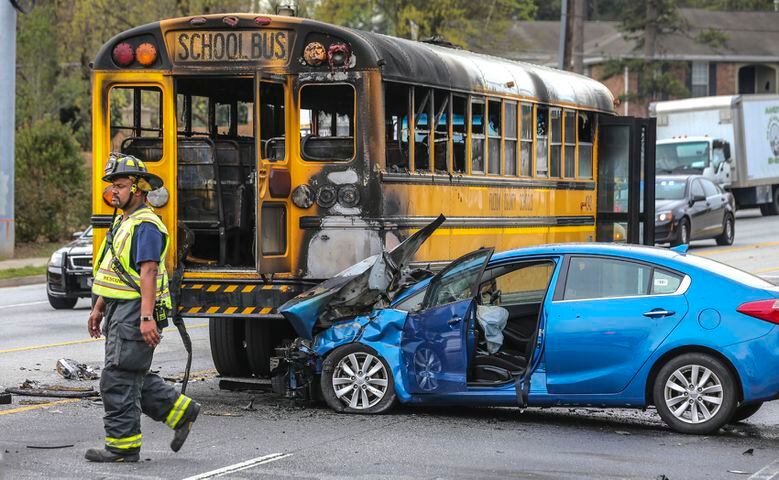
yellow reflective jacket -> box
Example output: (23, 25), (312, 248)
(92, 206), (171, 308)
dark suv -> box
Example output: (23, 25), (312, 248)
(46, 227), (93, 309)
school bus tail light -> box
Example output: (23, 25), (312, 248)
(135, 43), (158, 66)
(112, 42), (134, 67)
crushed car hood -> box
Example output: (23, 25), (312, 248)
(279, 214), (445, 339)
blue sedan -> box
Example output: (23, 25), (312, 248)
(275, 219), (779, 434)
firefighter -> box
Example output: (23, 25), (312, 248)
(86, 153), (200, 462)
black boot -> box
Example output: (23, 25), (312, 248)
(171, 401), (201, 452)
(84, 448), (140, 463)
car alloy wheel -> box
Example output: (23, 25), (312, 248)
(332, 352), (390, 410)
(653, 353), (737, 434)
(413, 347), (442, 392)
(663, 365), (723, 424)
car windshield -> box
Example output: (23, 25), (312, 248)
(656, 141), (709, 174)
(85, 226), (93, 237)
(656, 179), (686, 200)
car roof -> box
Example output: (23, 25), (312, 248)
(656, 174), (697, 182)
(489, 243), (683, 264)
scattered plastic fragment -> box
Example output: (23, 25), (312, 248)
(26, 444), (74, 450)
(615, 430), (631, 436)
(742, 448), (754, 456)
(56, 358), (99, 380)
(727, 471), (750, 475)
(0, 393), (11, 405)
(5, 380), (99, 398)
(243, 398), (257, 411)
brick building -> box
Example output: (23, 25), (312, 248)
(477, 8), (779, 117)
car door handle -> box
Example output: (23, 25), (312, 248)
(448, 316), (462, 325)
(643, 309), (675, 318)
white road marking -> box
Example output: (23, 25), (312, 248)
(0, 300), (47, 309)
(749, 459), (779, 479)
(182, 453), (292, 479)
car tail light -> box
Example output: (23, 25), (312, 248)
(737, 299), (779, 324)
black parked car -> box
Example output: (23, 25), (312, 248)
(47, 227), (93, 309)
(655, 175), (736, 247)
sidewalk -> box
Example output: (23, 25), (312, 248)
(0, 257), (50, 288)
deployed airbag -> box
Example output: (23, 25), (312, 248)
(476, 305), (508, 354)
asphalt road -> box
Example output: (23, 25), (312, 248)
(1, 211), (779, 480)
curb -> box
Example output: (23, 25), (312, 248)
(0, 275), (47, 289)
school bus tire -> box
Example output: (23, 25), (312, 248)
(209, 317), (250, 377)
(245, 320), (273, 377)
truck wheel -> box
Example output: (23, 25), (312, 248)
(209, 318), (250, 376)
(245, 320), (272, 377)
(48, 294), (77, 310)
(715, 214), (735, 246)
(759, 187), (779, 216)
(671, 218), (690, 246)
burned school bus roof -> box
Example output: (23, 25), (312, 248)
(93, 14), (614, 112)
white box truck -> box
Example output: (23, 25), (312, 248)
(650, 94), (779, 215)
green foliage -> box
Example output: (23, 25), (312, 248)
(15, 118), (89, 242)
(314, 0), (536, 48)
(696, 28), (728, 49)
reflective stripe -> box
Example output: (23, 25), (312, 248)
(165, 395), (192, 429)
(105, 433), (142, 450)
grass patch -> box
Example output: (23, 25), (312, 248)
(0, 242), (63, 261)
(0, 265), (47, 280)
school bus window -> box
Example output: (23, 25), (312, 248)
(549, 108), (562, 177)
(190, 95), (209, 134)
(579, 111), (595, 179)
(413, 87), (432, 171)
(299, 84), (354, 162)
(520, 103), (533, 176)
(504, 101), (518, 176)
(215, 103), (231, 136)
(260, 82), (285, 161)
(237, 101), (254, 137)
(110, 86), (163, 162)
(536, 105), (548, 177)
(433, 89), (450, 172)
(471, 97), (485, 174)
(452, 95), (467, 174)
(564, 110), (576, 178)
(384, 82), (411, 172)
(487, 99), (501, 175)
(261, 204), (286, 255)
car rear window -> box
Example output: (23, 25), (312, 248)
(682, 254), (774, 289)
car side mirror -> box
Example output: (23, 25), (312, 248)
(72, 231), (84, 239)
(690, 194), (706, 206)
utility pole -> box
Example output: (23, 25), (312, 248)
(571, 0), (584, 74)
(0, 1), (17, 258)
(558, 0), (568, 70)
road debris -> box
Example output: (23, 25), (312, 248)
(727, 471), (750, 475)
(243, 398), (257, 411)
(0, 392), (11, 405)
(615, 430), (631, 436)
(203, 411), (243, 417)
(5, 380), (99, 398)
(742, 448), (754, 456)
(55, 358), (99, 380)
(655, 475), (669, 480)
(26, 444), (74, 450)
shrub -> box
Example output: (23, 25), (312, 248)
(15, 118), (89, 242)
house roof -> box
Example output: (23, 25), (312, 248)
(478, 8), (779, 66)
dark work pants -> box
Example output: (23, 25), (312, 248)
(100, 299), (180, 453)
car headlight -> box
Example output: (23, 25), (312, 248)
(147, 186), (169, 208)
(49, 251), (64, 267)
(656, 211), (673, 223)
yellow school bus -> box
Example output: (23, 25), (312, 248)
(91, 13), (655, 377)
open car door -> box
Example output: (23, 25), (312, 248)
(401, 248), (493, 394)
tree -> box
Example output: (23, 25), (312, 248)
(314, 0), (536, 47)
(15, 118), (88, 242)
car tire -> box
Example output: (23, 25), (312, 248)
(671, 218), (690, 247)
(245, 320), (272, 377)
(653, 353), (738, 434)
(759, 187), (779, 216)
(48, 294), (77, 310)
(715, 214), (735, 246)
(729, 402), (763, 424)
(209, 317), (250, 377)
(320, 343), (397, 414)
